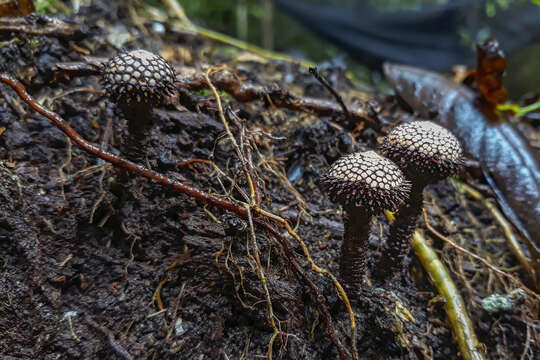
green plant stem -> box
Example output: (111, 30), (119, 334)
(188, 23), (315, 68)
(163, 0), (315, 68)
(496, 101), (540, 118)
(413, 231), (485, 360)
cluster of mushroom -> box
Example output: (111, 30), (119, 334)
(97, 49), (464, 294)
(320, 121), (464, 291)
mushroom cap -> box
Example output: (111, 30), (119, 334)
(380, 121), (463, 183)
(101, 49), (176, 105)
(320, 151), (411, 214)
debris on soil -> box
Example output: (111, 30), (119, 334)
(0, 2), (538, 360)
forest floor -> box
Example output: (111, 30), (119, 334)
(0, 2), (538, 359)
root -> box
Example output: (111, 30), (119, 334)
(1, 70), (357, 360)
(206, 66), (356, 359)
(453, 180), (537, 288)
(423, 209), (539, 301)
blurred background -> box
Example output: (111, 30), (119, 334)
(179, 0), (540, 97)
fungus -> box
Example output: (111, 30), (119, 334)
(320, 151), (410, 291)
(375, 121), (463, 281)
(101, 49), (177, 136)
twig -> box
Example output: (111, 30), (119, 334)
(151, 276), (171, 310)
(0, 13), (87, 39)
(84, 316), (134, 360)
(0, 74), (246, 214)
(412, 231), (486, 360)
(52, 58), (104, 82)
(309, 67), (351, 122)
(179, 69), (376, 128)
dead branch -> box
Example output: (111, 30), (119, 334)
(0, 13), (88, 39)
(309, 67), (351, 122)
(52, 60), (103, 82)
(51, 60), (378, 129)
(0, 73), (245, 214)
(179, 69), (377, 129)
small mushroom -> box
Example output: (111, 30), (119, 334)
(375, 121), (464, 281)
(101, 49), (177, 136)
(320, 150), (411, 291)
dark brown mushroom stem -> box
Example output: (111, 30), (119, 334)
(375, 183), (424, 278)
(119, 102), (154, 137)
(374, 121), (463, 282)
(340, 205), (372, 286)
(119, 103), (154, 163)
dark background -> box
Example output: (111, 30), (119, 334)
(179, 0), (540, 97)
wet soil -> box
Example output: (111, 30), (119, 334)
(0, 3), (538, 360)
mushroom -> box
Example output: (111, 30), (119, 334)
(375, 121), (463, 281)
(320, 150), (411, 291)
(101, 49), (177, 136)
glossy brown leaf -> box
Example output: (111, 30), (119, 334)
(384, 63), (540, 284)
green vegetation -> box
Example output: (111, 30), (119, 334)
(497, 101), (540, 118)
(179, 0), (539, 95)
(182, 0), (340, 62)
(35, 0), (69, 14)
(28, 38), (39, 48)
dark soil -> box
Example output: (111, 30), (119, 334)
(0, 2), (538, 360)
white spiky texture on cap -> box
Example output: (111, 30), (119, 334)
(101, 49), (176, 105)
(380, 121), (463, 182)
(320, 151), (410, 214)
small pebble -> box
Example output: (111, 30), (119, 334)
(174, 318), (187, 336)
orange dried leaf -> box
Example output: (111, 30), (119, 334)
(475, 38), (509, 106)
